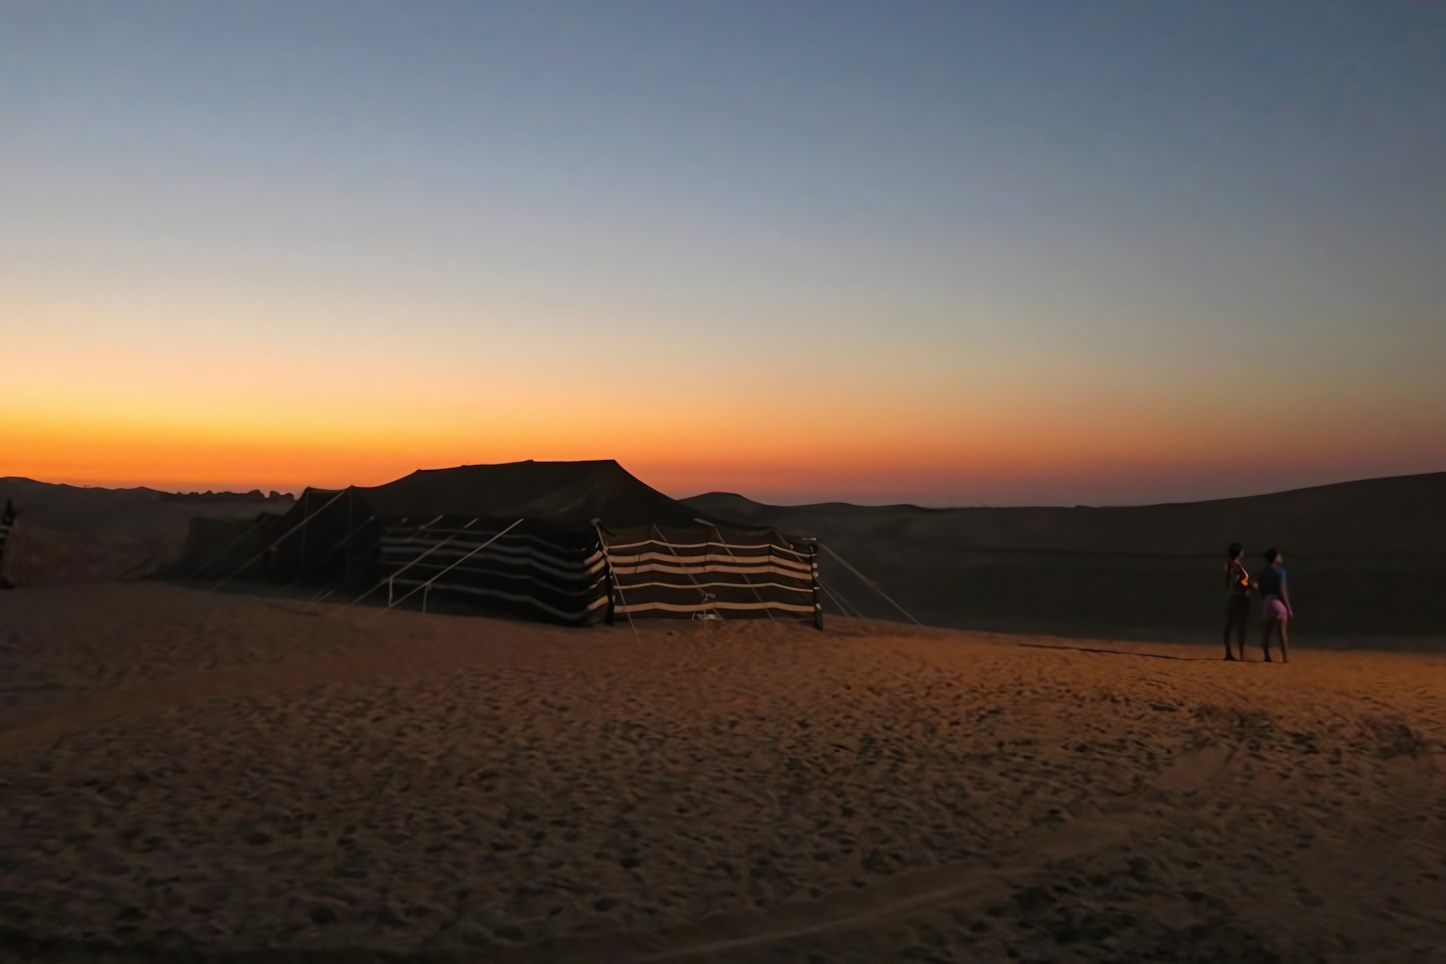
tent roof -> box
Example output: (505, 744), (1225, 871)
(345, 460), (707, 531)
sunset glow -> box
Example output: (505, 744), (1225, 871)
(4, 4), (1444, 506)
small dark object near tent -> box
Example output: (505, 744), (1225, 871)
(178, 461), (822, 626)
(0, 498), (15, 589)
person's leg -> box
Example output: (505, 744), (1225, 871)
(1261, 613), (1274, 662)
(1237, 599), (1252, 660)
(1278, 619), (1289, 664)
(1223, 605), (1237, 660)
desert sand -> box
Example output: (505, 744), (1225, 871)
(0, 582), (1442, 962)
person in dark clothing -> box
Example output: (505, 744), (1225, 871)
(1255, 548), (1293, 663)
(1223, 543), (1251, 661)
(0, 499), (15, 590)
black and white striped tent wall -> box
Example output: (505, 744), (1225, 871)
(375, 515), (609, 624)
(367, 518), (821, 625)
(600, 524), (819, 622)
(248, 491), (610, 624)
(248, 496), (820, 626)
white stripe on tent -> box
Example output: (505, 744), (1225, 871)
(695, 518), (776, 621)
(344, 515), (468, 607)
(605, 538), (810, 558)
(613, 579), (812, 594)
(386, 561), (608, 597)
(374, 519), (525, 618)
(607, 551), (812, 571)
(381, 527), (602, 563)
(610, 562), (813, 579)
(607, 554), (821, 578)
(594, 519), (641, 643)
(380, 545), (608, 580)
(617, 600), (815, 614)
(381, 538), (607, 567)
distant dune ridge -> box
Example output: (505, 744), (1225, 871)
(3, 471), (1444, 643)
(686, 473), (1446, 555)
(0, 478), (292, 586)
(684, 472), (1446, 643)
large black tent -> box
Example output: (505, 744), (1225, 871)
(179, 460), (821, 626)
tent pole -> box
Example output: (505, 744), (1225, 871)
(652, 524), (718, 619)
(594, 522), (640, 643)
(695, 519), (775, 621)
(373, 518), (524, 619)
(342, 515), (463, 607)
(269, 509), (375, 600)
(604, 561), (616, 626)
(809, 542), (824, 630)
(344, 489), (353, 583)
(304, 513), (377, 603)
(298, 489), (310, 578)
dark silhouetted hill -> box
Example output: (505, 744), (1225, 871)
(684, 473), (1446, 645)
(0, 478), (289, 584)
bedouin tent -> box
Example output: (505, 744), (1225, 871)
(178, 460), (822, 626)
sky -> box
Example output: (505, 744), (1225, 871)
(3, 1), (1444, 506)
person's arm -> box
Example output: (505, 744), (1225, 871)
(1281, 572), (1293, 615)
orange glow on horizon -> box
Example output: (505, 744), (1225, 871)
(6, 281), (1442, 505)
(7, 397), (1441, 507)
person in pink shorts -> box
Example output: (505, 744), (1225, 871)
(1254, 548), (1294, 663)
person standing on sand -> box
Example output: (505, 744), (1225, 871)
(0, 498), (15, 590)
(1255, 548), (1293, 663)
(1223, 543), (1251, 661)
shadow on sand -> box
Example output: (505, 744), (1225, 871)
(1010, 640), (1220, 662)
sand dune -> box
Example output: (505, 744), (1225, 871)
(684, 472), (1446, 643)
(0, 479), (290, 586)
(1, 582), (1442, 961)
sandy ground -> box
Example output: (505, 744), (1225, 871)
(0, 583), (1443, 962)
